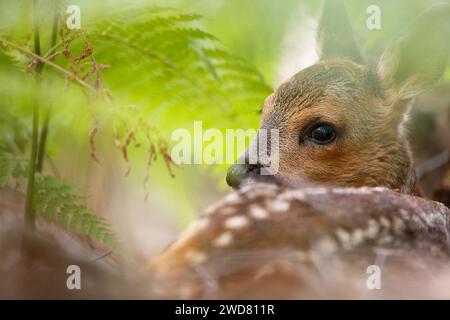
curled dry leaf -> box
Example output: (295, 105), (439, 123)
(88, 125), (101, 164)
(114, 129), (136, 176)
(158, 138), (177, 178)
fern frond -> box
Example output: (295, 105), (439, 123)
(0, 152), (110, 251)
(87, 6), (272, 132)
(33, 175), (119, 249)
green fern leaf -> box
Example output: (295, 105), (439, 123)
(33, 175), (120, 249)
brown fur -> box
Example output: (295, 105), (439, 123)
(257, 59), (417, 193)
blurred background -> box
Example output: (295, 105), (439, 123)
(0, 0), (449, 283)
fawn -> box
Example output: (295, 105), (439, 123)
(226, 1), (450, 196)
(150, 1), (450, 299)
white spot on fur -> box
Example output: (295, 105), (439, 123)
(279, 190), (306, 201)
(223, 192), (241, 204)
(225, 215), (250, 230)
(185, 250), (207, 265)
(379, 217), (391, 229)
(269, 199), (290, 213)
(366, 219), (380, 239)
(314, 237), (338, 254)
(393, 216), (406, 234)
(202, 193), (244, 216)
(335, 228), (351, 247)
(212, 232), (234, 247)
(249, 205), (269, 219)
(351, 229), (365, 246)
(399, 209), (410, 220)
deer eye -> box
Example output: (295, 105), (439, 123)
(308, 123), (336, 145)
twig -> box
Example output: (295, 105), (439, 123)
(36, 111), (49, 172)
(92, 249), (113, 262)
(24, 0), (43, 233)
(0, 37), (100, 95)
(36, 0), (60, 173)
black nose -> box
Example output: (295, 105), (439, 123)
(226, 163), (261, 189)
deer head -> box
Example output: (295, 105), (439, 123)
(226, 1), (450, 195)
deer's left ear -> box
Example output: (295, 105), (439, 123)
(377, 5), (450, 100)
(316, 0), (364, 63)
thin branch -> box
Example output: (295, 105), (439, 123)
(36, 112), (49, 172)
(24, 0), (42, 233)
(36, 0), (60, 173)
(49, 0), (59, 53)
(33, 0), (43, 74)
(24, 97), (39, 231)
(0, 37), (100, 95)
(92, 249), (113, 261)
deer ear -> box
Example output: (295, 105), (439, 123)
(316, 0), (363, 63)
(377, 5), (450, 100)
